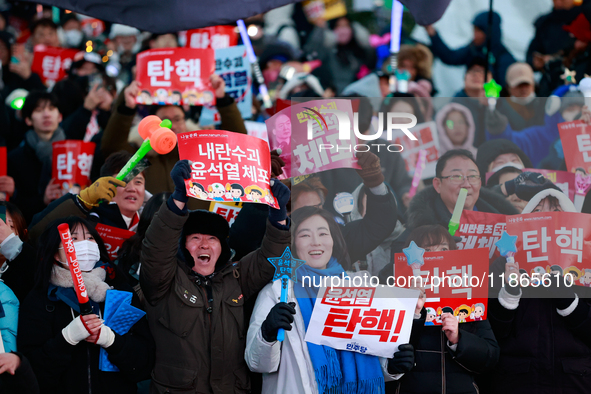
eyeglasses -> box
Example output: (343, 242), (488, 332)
(439, 175), (481, 185)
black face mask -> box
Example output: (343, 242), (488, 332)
(70, 74), (90, 91)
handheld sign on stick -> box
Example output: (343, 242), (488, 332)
(116, 115), (177, 182)
(403, 241), (425, 277)
(58, 223), (92, 315)
(267, 247), (305, 342)
(448, 188), (467, 236)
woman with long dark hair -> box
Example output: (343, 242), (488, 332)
(17, 216), (154, 394)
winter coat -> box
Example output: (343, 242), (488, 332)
(435, 103), (477, 156)
(0, 352), (39, 394)
(429, 12), (515, 87)
(101, 91), (247, 210)
(480, 257), (591, 394)
(17, 263), (155, 394)
(387, 308), (499, 394)
(452, 92), (487, 148)
(495, 97), (547, 132)
(140, 201), (290, 393)
(245, 280), (398, 394)
(0, 70), (46, 99)
(0, 282), (18, 353)
(485, 110), (564, 168)
(0, 235), (37, 302)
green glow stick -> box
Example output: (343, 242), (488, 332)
(448, 188), (468, 236)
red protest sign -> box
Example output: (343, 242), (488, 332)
(31, 45), (78, 87)
(558, 120), (591, 174)
(395, 248), (489, 325)
(186, 26), (238, 50)
(135, 48), (216, 106)
(95, 224), (134, 262)
(456, 210), (507, 259)
(0, 147), (6, 176)
(506, 212), (591, 274)
(388, 121), (440, 179)
(209, 201), (242, 226)
(178, 130), (278, 208)
(52, 140), (96, 192)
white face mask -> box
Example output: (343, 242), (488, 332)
(509, 91), (536, 105)
(73, 240), (101, 271)
(63, 29), (83, 48)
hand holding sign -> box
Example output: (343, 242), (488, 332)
(441, 313), (459, 344)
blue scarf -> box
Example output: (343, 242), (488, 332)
(294, 257), (385, 394)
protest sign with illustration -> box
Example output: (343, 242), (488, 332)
(31, 45), (78, 87)
(455, 210), (507, 259)
(136, 48), (215, 106)
(95, 224), (135, 261)
(558, 120), (591, 174)
(185, 25), (238, 50)
(486, 168), (576, 202)
(388, 121), (440, 179)
(199, 46), (251, 125)
(395, 248), (489, 325)
(506, 212), (591, 278)
(178, 130), (278, 208)
(209, 201), (242, 226)
(266, 99), (359, 179)
(305, 286), (418, 358)
(52, 140), (95, 192)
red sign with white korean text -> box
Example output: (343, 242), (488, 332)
(31, 45), (78, 87)
(389, 121), (440, 179)
(506, 212), (591, 274)
(51, 140), (95, 192)
(558, 120), (591, 174)
(95, 224), (134, 262)
(456, 210), (507, 259)
(209, 201), (242, 226)
(305, 286), (418, 358)
(178, 130), (278, 208)
(186, 26), (238, 50)
(135, 48), (216, 106)
(486, 168), (576, 202)
(395, 248), (489, 325)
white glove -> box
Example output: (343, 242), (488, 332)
(95, 325), (115, 348)
(62, 316), (91, 345)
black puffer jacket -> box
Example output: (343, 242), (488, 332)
(387, 308), (499, 394)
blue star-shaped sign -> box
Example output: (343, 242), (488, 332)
(495, 231), (518, 256)
(267, 247), (306, 283)
(403, 241), (425, 266)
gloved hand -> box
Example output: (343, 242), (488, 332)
(546, 274), (577, 310)
(387, 344), (415, 374)
(356, 151), (384, 188)
(268, 179), (290, 224)
(261, 302), (296, 342)
(62, 315), (98, 345)
(504, 172), (561, 201)
(171, 160), (192, 203)
(94, 325), (116, 348)
(270, 149), (286, 178)
(78, 177), (126, 209)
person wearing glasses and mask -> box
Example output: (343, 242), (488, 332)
(395, 150), (519, 251)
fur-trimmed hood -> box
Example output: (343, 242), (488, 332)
(407, 186), (518, 230)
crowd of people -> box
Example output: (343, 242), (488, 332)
(0, 0), (590, 393)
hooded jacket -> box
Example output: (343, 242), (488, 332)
(140, 199), (290, 393)
(435, 103), (477, 157)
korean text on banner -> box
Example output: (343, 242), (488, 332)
(305, 286), (418, 358)
(51, 140), (96, 192)
(456, 210), (507, 259)
(200, 46), (252, 125)
(388, 121), (440, 179)
(135, 48), (216, 106)
(178, 130), (278, 208)
(395, 248), (489, 325)
(486, 168), (575, 202)
(558, 120), (591, 174)
(95, 224), (135, 261)
(185, 26), (238, 50)
(209, 201), (243, 226)
(506, 212), (591, 275)
(31, 45), (78, 87)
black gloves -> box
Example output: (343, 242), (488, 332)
(388, 344), (415, 374)
(171, 160), (192, 203)
(261, 302), (296, 342)
(356, 151), (384, 188)
(268, 179), (290, 224)
(504, 171), (561, 201)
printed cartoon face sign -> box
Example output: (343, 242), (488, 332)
(305, 286), (418, 358)
(178, 130), (278, 208)
(395, 248), (489, 325)
(135, 48), (216, 106)
(51, 140), (96, 193)
(506, 212), (591, 274)
(31, 45), (78, 87)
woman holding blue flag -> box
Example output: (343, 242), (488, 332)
(246, 206), (413, 393)
(17, 216), (154, 394)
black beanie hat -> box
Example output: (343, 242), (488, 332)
(182, 210), (232, 270)
(476, 139), (533, 182)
